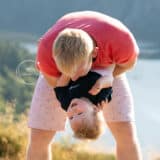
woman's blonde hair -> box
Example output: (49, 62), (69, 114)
(73, 110), (105, 140)
(53, 28), (94, 75)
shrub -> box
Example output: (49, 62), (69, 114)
(0, 101), (28, 160)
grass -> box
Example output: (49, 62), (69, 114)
(52, 143), (115, 160)
(0, 124), (115, 160)
(0, 122), (115, 160)
(0, 102), (160, 160)
(0, 103), (115, 160)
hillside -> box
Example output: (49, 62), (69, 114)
(0, 0), (160, 58)
(0, 0), (160, 43)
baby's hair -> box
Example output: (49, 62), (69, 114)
(73, 110), (105, 140)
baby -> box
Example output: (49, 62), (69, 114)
(54, 71), (113, 140)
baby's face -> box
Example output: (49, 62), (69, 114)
(67, 98), (99, 131)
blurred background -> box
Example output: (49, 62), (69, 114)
(0, 0), (160, 160)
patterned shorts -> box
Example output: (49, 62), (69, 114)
(28, 67), (135, 131)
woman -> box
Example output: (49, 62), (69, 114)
(27, 11), (142, 160)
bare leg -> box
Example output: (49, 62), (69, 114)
(107, 122), (142, 160)
(26, 128), (56, 160)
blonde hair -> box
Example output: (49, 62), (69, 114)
(53, 28), (94, 75)
(73, 110), (105, 140)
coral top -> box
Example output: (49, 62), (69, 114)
(36, 11), (139, 77)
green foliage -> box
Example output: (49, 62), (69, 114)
(0, 40), (36, 113)
(0, 41), (33, 73)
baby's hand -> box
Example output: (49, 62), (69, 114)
(88, 75), (113, 95)
(97, 100), (108, 110)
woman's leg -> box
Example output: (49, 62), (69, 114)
(107, 122), (142, 160)
(27, 74), (67, 159)
(26, 129), (56, 160)
(102, 74), (142, 159)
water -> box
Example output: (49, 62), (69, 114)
(127, 60), (160, 158)
(23, 43), (160, 158)
(21, 42), (37, 53)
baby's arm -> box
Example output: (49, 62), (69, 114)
(89, 65), (115, 95)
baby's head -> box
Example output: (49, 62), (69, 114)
(67, 98), (105, 140)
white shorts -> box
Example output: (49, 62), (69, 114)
(28, 68), (135, 131)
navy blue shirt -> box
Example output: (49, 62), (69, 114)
(54, 71), (112, 111)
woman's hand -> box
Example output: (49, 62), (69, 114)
(88, 75), (113, 95)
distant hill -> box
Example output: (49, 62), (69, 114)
(0, 0), (160, 58)
(0, 0), (160, 43)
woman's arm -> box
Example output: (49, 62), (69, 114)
(42, 72), (58, 87)
(42, 72), (71, 109)
(113, 57), (137, 77)
(42, 72), (70, 87)
(56, 74), (71, 87)
(89, 57), (137, 95)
